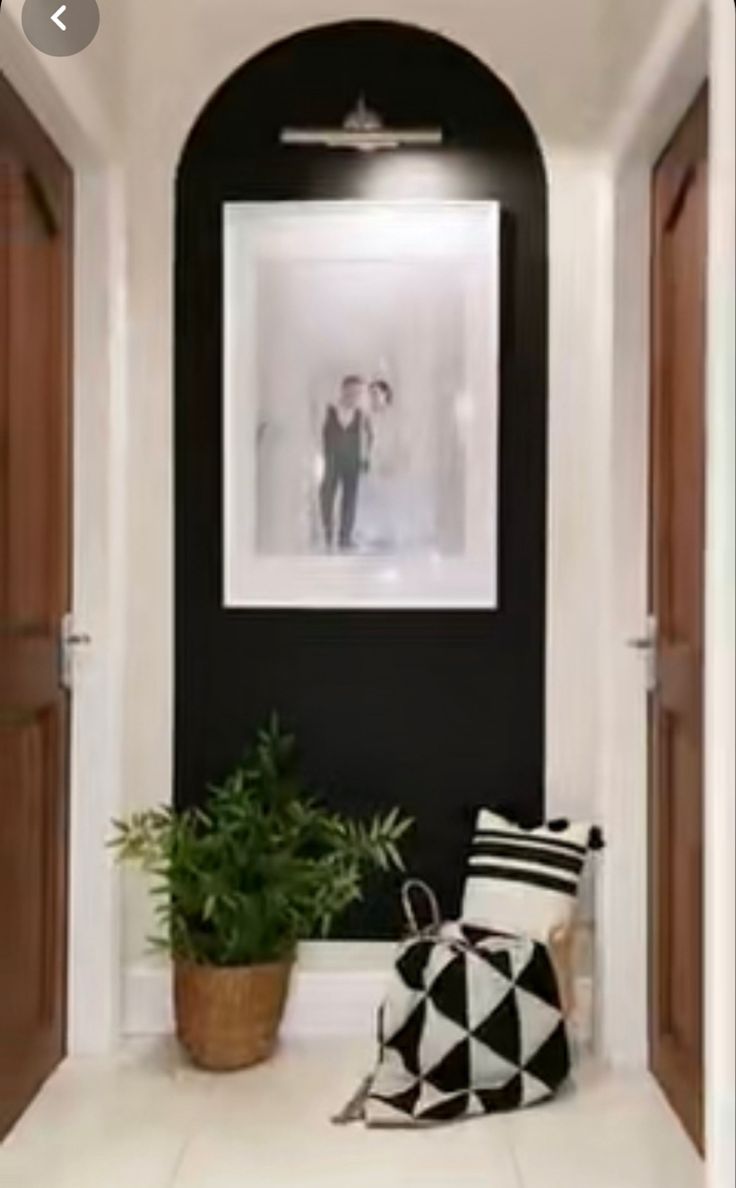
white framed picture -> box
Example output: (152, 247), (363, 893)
(223, 201), (500, 609)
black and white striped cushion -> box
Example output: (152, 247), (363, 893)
(462, 810), (593, 942)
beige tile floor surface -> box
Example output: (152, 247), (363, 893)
(0, 1038), (704, 1188)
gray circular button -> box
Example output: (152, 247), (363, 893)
(22, 0), (100, 57)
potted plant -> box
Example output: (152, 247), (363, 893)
(110, 717), (412, 1071)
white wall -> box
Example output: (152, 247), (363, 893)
(545, 148), (612, 827)
(705, 3), (735, 1185)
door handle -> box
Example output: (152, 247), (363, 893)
(59, 614), (92, 690)
(627, 616), (659, 693)
(627, 636), (655, 651)
(65, 631), (92, 647)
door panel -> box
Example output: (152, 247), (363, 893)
(649, 86), (707, 1152)
(0, 72), (72, 1140)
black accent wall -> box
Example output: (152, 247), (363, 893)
(175, 21), (548, 938)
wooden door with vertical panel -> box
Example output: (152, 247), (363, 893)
(0, 73), (72, 1139)
(649, 86), (707, 1152)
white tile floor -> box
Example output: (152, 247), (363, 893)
(0, 1038), (704, 1188)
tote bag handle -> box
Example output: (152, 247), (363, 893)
(401, 879), (442, 936)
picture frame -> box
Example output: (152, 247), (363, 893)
(223, 200), (500, 609)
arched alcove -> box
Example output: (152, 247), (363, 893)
(175, 20), (548, 937)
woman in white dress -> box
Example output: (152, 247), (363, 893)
(355, 380), (403, 553)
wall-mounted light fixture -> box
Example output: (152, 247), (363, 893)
(280, 96), (443, 152)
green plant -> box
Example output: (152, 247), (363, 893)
(110, 717), (412, 967)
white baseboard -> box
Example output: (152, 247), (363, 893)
(123, 947), (596, 1049)
(123, 944), (394, 1040)
(124, 960), (176, 1036)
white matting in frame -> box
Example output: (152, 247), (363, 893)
(223, 201), (500, 609)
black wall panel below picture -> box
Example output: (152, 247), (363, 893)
(175, 21), (548, 938)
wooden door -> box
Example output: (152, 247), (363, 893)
(649, 86), (708, 1151)
(0, 73), (72, 1139)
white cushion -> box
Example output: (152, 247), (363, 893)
(461, 810), (594, 943)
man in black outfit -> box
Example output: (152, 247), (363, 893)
(319, 375), (369, 551)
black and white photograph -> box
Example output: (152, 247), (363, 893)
(223, 202), (500, 607)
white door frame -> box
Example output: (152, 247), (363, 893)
(0, 18), (126, 1055)
(597, 0), (708, 1071)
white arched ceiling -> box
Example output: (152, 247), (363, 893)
(122, 0), (673, 168)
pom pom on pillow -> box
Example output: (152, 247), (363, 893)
(462, 809), (602, 942)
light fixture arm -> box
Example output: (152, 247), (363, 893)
(280, 95), (443, 152)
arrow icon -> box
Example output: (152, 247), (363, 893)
(51, 5), (67, 30)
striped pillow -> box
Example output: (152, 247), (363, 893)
(462, 810), (596, 943)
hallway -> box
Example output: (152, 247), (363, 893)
(1, 0), (734, 1183)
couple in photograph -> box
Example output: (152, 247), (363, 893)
(319, 374), (400, 553)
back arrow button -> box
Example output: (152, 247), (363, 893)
(21, 0), (100, 56)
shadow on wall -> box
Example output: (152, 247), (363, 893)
(174, 19), (548, 938)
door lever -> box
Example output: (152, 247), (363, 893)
(627, 615), (659, 693)
(59, 614), (92, 691)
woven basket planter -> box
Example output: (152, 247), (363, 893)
(174, 958), (293, 1071)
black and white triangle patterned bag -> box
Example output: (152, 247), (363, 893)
(337, 882), (571, 1128)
